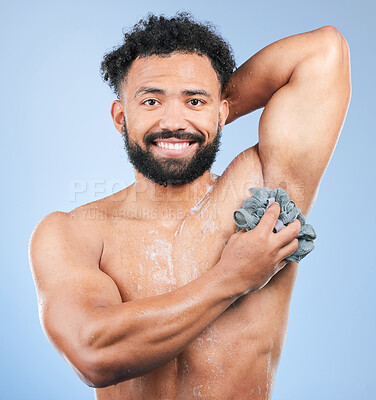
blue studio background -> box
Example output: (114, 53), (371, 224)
(1, 0), (375, 399)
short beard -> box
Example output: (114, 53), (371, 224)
(122, 118), (222, 187)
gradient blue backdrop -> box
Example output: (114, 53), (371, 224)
(1, 0), (375, 398)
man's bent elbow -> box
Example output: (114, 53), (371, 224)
(74, 348), (131, 388)
(308, 26), (351, 101)
(315, 26), (350, 68)
(320, 26), (351, 101)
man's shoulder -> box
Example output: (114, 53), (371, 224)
(29, 192), (123, 266)
(29, 206), (107, 283)
(33, 198), (110, 234)
(68, 186), (131, 223)
(29, 207), (102, 259)
(30, 186), (134, 255)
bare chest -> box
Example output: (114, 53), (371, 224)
(97, 190), (292, 398)
(100, 200), (230, 302)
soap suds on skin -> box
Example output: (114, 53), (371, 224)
(174, 178), (216, 238)
(265, 340), (274, 399)
(193, 385), (203, 398)
(138, 262), (144, 277)
(144, 239), (176, 292)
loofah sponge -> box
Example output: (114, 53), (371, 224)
(233, 187), (317, 263)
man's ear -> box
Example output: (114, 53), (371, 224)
(111, 100), (125, 135)
(219, 99), (229, 130)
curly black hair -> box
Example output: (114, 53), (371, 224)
(100, 12), (236, 99)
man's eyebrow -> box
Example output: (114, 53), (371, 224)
(182, 89), (212, 99)
(134, 87), (213, 99)
(134, 87), (165, 98)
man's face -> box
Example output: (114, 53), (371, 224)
(117, 52), (229, 187)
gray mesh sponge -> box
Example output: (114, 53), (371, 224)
(233, 187), (317, 263)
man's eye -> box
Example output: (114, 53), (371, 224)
(143, 99), (158, 106)
(189, 99), (204, 106)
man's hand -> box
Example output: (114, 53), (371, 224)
(217, 202), (301, 295)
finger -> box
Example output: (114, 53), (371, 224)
(256, 202), (280, 233)
(275, 219), (301, 247)
(234, 227), (247, 236)
(277, 238), (299, 261)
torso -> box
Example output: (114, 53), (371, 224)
(83, 145), (299, 400)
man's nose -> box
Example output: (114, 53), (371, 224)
(158, 101), (189, 132)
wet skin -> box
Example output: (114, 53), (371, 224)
(30, 27), (351, 399)
(94, 53), (292, 398)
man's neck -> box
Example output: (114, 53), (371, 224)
(129, 169), (218, 213)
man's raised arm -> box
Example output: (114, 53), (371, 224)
(222, 26), (351, 216)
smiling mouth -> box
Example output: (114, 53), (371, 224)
(151, 139), (199, 157)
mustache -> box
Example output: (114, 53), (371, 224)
(144, 130), (205, 146)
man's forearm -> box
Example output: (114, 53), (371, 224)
(80, 262), (238, 388)
(222, 26), (341, 123)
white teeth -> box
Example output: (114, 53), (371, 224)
(156, 142), (191, 150)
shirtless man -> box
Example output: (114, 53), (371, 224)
(29, 13), (351, 399)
